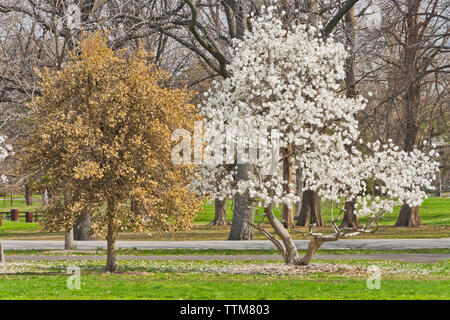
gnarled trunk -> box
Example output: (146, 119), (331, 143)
(264, 203), (324, 266)
(395, 205), (421, 227)
(210, 199), (230, 225)
(296, 190), (323, 227)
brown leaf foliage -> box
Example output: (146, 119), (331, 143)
(22, 31), (202, 237)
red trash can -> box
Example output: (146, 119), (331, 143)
(25, 211), (33, 223)
(11, 209), (19, 221)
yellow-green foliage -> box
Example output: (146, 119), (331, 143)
(23, 32), (202, 237)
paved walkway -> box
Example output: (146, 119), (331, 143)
(2, 238), (449, 250)
(6, 253), (449, 263)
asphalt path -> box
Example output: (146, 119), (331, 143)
(2, 238), (449, 250)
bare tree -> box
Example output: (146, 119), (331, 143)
(354, 0), (449, 226)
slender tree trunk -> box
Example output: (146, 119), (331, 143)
(395, 0), (422, 227)
(41, 188), (49, 206)
(227, 2), (253, 240)
(130, 197), (138, 213)
(296, 190), (323, 226)
(264, 204), (299, 264)
(105, 199), (118, 272)
(294, 168), (303, 220)
(344, 6), (356, 98)
(64, 228), (75, 250)
(25, 184), (33, 205)
(210, 199), (230, 225)
(339, 6), (362, 229)
(282, 147), (295, 229)
(228, 164), (254, 240)
(73, 212), (92, 240)
(0, 240), (5, 264)
(395, 204), (421, 227)
(435, 168), (441, 197)
(339, 199), (361, 228)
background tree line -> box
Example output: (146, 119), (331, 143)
(0, 0), (448, 241)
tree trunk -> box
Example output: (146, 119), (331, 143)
(226, 2), (253, 240)
(0, 240), (5, 264)
(282, 148), (295, 229)
(73, 212), (92, 240)
(435, 168), (441, 197)
(395, 204), (421, 227)
(105, 199), (118, 272)
(339, 199), (361, 228)
(228, 163), (254, 240)
(396, 0), (422, 226)
(264, 202), (323, 266)
(264, 204), (300, 264)
(41, 188), (49, 206)
(294, 168), (303, 220)
(25, 184), (33, 205)
(296, 237), (323, 265)
(210, 199), (230, 225)
(64, 228), (75, 250)
(131, 197), (138, 212)
(296, 190), (323, 227)
(344, 5), (356, 98)
(339, 5), (361, 230)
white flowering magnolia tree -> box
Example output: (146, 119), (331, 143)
(0, 135), (12, 263)
(193, 8), (439, 265)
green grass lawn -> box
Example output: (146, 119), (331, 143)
(1, 196), (448, 240)
(194, 197), (450, 226)
(0, 259), (448, 299)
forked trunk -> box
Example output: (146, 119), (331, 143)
(296, 190), (323, 227)
(210, 199), (230, 225)
(339, 199), (361, 228)
(395, 205), (421, 227)
(265, 204), (323, 266)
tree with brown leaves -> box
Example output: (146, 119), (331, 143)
(22, 32), (202, 272)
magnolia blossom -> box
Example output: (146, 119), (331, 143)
(193, 7), (439, 221)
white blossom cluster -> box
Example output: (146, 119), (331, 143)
(193, 7), (439, 218)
